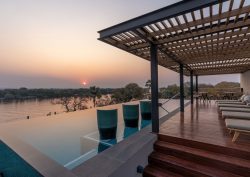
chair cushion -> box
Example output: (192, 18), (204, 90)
(225, 119), (250, 131)
(217, 101), (245, 105)
(220, 107), (250, 112)
(217, 100), (240, 103)
(222, 111), (250, 120)
(218, 104), (250, 108)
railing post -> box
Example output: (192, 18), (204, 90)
(180, 64), (184, 112)
(196, 75), (198, 93)
(150, 43), (159, 133)
(190, 70), (194, 104)
(195, 75), (198, 101)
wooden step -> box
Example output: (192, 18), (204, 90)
(143, 165), (184, 177)
(158, 134), (250, 160)
(149, 152), (242, 177)
(154, 141), (250, 176)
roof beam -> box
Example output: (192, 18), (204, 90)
(98, 0), (224, 39)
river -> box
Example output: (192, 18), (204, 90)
(0, 99), (68, 123)
(0, 95), (113, 123)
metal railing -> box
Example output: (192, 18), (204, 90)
(159, 93), (180, 113)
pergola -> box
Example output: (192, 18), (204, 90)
(98, 0), (250, 133)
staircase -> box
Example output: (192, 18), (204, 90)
(143, 134), (250, 177)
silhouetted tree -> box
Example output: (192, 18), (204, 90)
(72, 96), (88, 111)
(215, 81), (240, 88)
(96, 95), (113, 107)
(111, 83), (143, 103)
(160, 84), (179, 98)
(89, 86), (101, 107)
(60, 97), (71, 112)
(111, 88), (126, 103)
(124, 83), (144, 101)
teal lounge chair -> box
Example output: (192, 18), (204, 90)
(122, 104), (139, 127)
(140, 100), (152, 120)
(97, 109), (118, 140)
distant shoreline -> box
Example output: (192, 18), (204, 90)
(0, 88), (113, 102)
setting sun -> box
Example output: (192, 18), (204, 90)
(82, 81), (87, 86)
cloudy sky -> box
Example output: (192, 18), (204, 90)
(0, 0), (240, 88)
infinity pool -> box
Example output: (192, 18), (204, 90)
(0, 99), (184, 170)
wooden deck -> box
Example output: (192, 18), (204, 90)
(160, 101), (250, 151)
(143, 101), (250, 177)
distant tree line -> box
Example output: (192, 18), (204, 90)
(0, 87), (113, 101)
(197, 81), (241, 99)
(159, 81), (241, 99)
(0, 81), (241, 111)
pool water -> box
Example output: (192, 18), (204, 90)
(0, 140), (42, 177)
(0, 100), (184, 170)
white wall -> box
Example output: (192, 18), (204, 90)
(240, 70), (250, 94)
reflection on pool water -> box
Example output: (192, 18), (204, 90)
(0, 100), (184, 170)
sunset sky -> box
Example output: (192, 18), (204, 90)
(0, 0), (240, 88)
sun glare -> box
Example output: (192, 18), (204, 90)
(82, 81), (87, 86)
